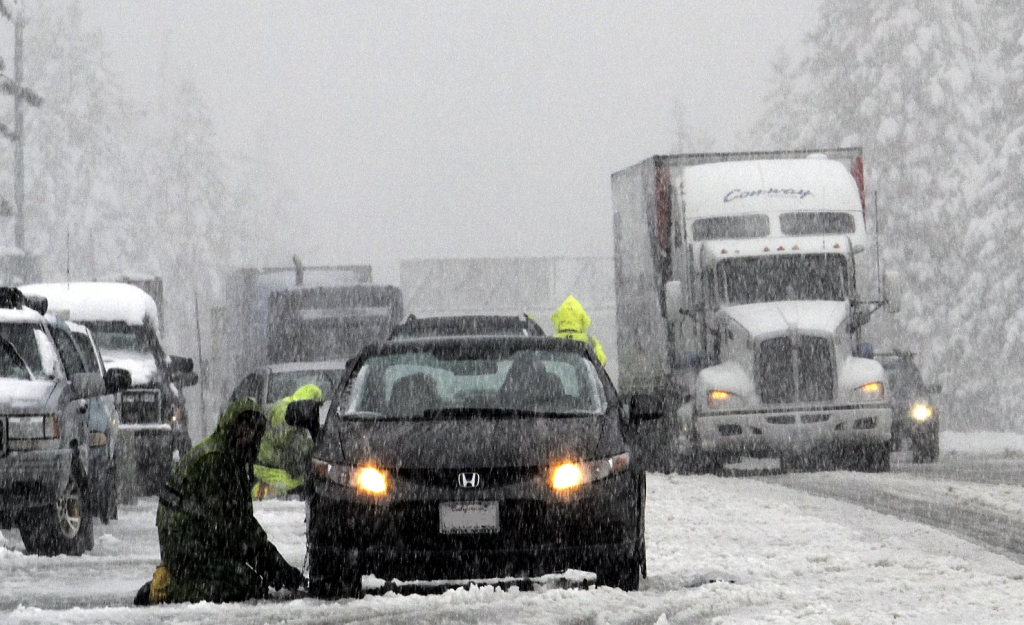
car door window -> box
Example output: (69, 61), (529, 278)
(70, 332), (102, 374)
(51, 327), (87, 377)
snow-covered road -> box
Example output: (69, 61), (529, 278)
(3, 434), (1024, 624)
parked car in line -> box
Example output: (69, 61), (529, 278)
(388, 314), (545, 340)
(228, 360), (347, 412)
(0, 288), (131, 555)
(19, 282), (198, 495)
(876, 351), (941, 463)
(293, 335), (653, 598)
(66, 319), (129, 523)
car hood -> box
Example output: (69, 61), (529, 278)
(322, 413), (615, 469)
(0, 378), (60, 414)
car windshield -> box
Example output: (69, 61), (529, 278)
(716, 254), (848, 305)
(268, 368), (344, 403)
(880, 360), (924, 401)
(0, 322), (61, 380)
(343, 346), (607, 419)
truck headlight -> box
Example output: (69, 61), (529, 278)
(911, 403), (933, 422)
(857, 382), (884, 401)
(548, 453), (630, 491)
(707, 389), (743, 410)
(312, 459), (388, 495)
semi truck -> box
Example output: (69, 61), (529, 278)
(612, 148), (899, 473)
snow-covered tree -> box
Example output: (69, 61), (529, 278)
(754, 0), (1024, 429)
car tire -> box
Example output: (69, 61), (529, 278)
(20, 461), (94, 556)
(594, 548), (641, 591)
(309, 547), (363, 599)
(912, 433), (939, 464)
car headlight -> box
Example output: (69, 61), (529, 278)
(706, 389), (744, 410)
(312, 459), (388, 495)
(548, 452), (630, 491)
(857, 382), (884, 401)
(7, 414), (59, 439)
(911, 402), (933, 422)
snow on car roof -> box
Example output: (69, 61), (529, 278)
(20, 282), (159, 327)
(267, 360), (347, 373)
(0, 307), (44, 324)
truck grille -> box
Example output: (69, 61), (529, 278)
(119, 389), (163, 424)
(755, 336), (835, 404)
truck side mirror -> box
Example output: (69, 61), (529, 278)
(285, 399), (322, 439)
(665, 280), (688, 321)
(882, 270), (903, 314)
(853, 342), (874, 359)
(104, 368), (132, 394)
(169, 355), (194, 374)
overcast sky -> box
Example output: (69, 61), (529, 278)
(81, 1), (821, 282)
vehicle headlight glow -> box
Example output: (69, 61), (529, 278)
(911, 403), (933, 422)
(707, 389), (743, 410)
(311, 459), (388, 495)
(354, 467), (387, 494)
(857, 382), (884, 401)
(549, 452), (630, 491)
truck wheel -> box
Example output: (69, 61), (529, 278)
(20, 462), (94, 556)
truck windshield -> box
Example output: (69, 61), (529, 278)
(343, 348), (607, 419)
(88, 323), (158, 356)
(716, 254), (848, 305)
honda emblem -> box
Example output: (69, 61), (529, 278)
(457, 472), (482, 488)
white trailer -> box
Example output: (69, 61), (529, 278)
(612, 148), (900, 472)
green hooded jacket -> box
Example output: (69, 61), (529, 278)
(551, 295), (607, 366)
(156, 398), (296, 603)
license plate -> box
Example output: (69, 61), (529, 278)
(439, 501), (499, 534)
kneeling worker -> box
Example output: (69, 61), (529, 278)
(135, 397), (304, 604)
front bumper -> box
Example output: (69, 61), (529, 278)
(694, 403), (892, 456)
(0, 448), (74, 522)
(308, 470), (641, 581)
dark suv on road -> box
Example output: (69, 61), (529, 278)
(298, 336), (652, 597)
(876, 351), (942, 463)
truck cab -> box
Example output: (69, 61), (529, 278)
(612, 148), (898, 472)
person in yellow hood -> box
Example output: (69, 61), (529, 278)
(551, 295), (606, 366)
(252, 384), (323, 500)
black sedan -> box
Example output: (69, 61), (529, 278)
(298, 336), (650, 597)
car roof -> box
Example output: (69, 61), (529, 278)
(266, 360), (347, 374)
(388, 314), (545, 340)
(361, 335), (591, 359)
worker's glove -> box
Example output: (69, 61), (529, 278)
(272, 564), (306, 591)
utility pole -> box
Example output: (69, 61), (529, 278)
(13, 8), (22, 250)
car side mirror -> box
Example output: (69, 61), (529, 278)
(926, 383), (943, 394)
(104, 368), (132, 394)
(853, 342), (874, 359)
(626, 393), (664, 426)
(70, 372), (106, 399)
(285, 399), (322, 439)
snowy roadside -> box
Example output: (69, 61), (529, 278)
(3, 467), (1024, 623)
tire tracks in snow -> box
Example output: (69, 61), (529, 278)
(768, 473), (1024, 565)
